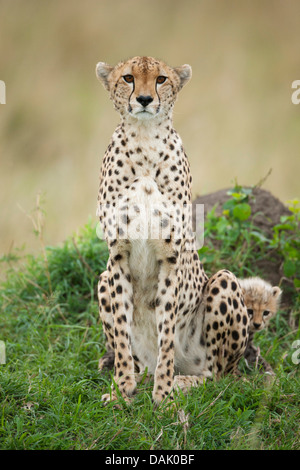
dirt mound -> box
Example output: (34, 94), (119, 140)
(193, 187), (293, 307)
(193, 187), (290, 239)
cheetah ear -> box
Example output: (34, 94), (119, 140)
(272, 286), (282, 302)
(96, 62), (114, 91)
(173, 64), (192, 90)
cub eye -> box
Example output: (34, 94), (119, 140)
(123, 75), (134, 84)
(263, 310), (270, 317)
(157, 76), (167, 84)
(247, 309), (253, 317)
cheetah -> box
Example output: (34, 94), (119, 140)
(239, 277), (282, 374)
(95, 56), (249, 404)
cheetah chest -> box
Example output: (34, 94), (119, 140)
(123, 171), (181, 372)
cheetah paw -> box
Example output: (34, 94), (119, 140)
(101, 391), (132, 408)
(118, 377), (137, 398)
(173, 375), (205, 394)
(101, 376), (137, 407)
(152, 386), (174, 407)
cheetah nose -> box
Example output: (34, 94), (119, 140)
(136, 95), (153, 107)
(253, 322), (261, 329)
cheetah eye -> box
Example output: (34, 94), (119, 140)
(156, 76), (167, 84)
(123, 75), (134, 84)
(247, 309), (253, 317)
(263, 310), (270, 317)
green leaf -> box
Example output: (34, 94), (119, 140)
(230, 192), (245, 201)
(250, 230), (269, 243)
(216, 218), (229, 233)
(279, 215), (292, 223)
(232, 203), (251, 221)
(283, 259), (296, 277)
(293, 278), (300, 288)
(273, 223), (294, 232)
(223, 199), (236, 211)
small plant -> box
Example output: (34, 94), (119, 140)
(270, 199), (300, 288)
(222, 184), (253, 222)
(198, 183), (268, 277)
(269, 199), (300, 316)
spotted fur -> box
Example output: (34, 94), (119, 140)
(95, 56), (249, 404)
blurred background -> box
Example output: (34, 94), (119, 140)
(0, 0), (299, 254)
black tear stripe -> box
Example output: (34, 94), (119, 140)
(128, 79), (135, 113)
(155, 81), (161, 115)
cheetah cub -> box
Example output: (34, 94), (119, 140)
(239, 277), (282, 374)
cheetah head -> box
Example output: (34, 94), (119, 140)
(240, 278), (282, 333)
(96, 56), (191, 121)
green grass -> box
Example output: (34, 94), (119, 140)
(1, 1), (300, 255)
(0, 190), (299, 450)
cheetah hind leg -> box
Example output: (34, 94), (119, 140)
(200, 269), (250, 379)
(98, 346), (114, 371)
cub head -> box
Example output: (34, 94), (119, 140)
(239, 277), (282, 333)
(96, 56), (192, 120)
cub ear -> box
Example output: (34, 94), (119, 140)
(173, 64), (192, 90)
(96, 62), (114, 91)
(272, 286), (282, 302)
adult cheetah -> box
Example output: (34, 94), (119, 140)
(95, 56), (249, 404)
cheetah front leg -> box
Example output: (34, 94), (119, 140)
(98, 271), (114, 370)
(98, 269), (146, 372)
(152, 259), (179, 404)
(103, 252), (137, 402)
